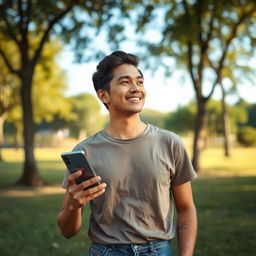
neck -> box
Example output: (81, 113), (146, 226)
(106, 113), (147, 140)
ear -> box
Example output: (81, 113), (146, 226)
(97, 89), (109, 105)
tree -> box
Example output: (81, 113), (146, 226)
(0, 39), (19, 160)
(164, 104), (196, 135)
(164, 100), (248, 147)
(132, 0), (256, 171)
(68, 93), (106, 139)
(0, 0), (118, 185)
(209, 44), (256, 156)
(219, 81), (231, 156)
(32, 41), (73, 125)
(247, 104), (256, 128)
(3, 40), (74, 149)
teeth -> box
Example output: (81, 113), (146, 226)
(128, 97), (140, 101)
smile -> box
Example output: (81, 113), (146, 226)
(126, 96), (142, 102)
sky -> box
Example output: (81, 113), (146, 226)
(58, 48), (256, 114)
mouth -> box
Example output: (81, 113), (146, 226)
(126, 95), (142, 102)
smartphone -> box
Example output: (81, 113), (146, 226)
(61, 150), (100, 189)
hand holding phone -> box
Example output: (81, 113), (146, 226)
(61, 150), (100, 190)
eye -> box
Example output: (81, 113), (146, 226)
(137, 80), (144, 86)
(120, 80), (129, 85)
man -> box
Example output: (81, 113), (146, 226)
(57, 51), (197, 256)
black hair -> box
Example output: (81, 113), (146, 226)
(92, 51), (143, 96)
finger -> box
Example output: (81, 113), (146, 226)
(82, 182), (106, 197)
(83, 184), (107, 204)
(78, 176), (102, 191)
(69, 183), (106, 208)
(67, 170), (82, 185)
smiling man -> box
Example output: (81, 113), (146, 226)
(57, 51), (198, 256)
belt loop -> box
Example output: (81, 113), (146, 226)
(149, 240), (155, 253)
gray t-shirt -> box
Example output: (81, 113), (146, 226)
(62, 124), (197, 244)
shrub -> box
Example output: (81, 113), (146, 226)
(237, 126), (256, 147)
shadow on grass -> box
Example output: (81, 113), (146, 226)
(0, 160), (65, 188)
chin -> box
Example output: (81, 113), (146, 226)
(127, 107), (143, 114)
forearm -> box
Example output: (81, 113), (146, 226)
(57, 174), (106, 238)
(176, 205), (197, 256)
(57, 200), (83, 239)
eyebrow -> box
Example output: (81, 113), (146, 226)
(117, 75), (144, 81)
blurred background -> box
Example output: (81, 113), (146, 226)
(0, 0), (255, 255)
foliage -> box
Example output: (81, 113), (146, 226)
(67, 93), (106, 138)
(0, 0), (121, 185)
(164, 100), (248, 137)
(32, 41), (73, 123)
(0, 38), (19, 117)
(132, 0), (256, 90)
(0, 0), (120, 62)
(246, 103), (256, 128)
(164, 103), (196, 135)
(5, 40), (73, 126)
(127, 0), (256, 171)
(237, 126), (256, 147)
(141, 108), (167, 128)
(207, 100), (248, 135)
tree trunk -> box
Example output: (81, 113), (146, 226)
(220, 84), (231, 157)
(192, 100), (207, 172)
(0, 113), (7, 161)
(16, 69), (46, 186)
(78, 129), (87, 141)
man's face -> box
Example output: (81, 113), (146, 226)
(104, 64), (146, 115)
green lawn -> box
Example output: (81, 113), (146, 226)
(0, 147), (256, 255)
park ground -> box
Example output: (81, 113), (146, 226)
(0, 146), (255, 256)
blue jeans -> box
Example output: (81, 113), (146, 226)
(89, 239), (173, 256)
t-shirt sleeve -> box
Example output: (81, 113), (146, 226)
(171, 137), (197, 186)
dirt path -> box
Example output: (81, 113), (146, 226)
(0, 186), (64, 198)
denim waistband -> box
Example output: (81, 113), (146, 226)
(92, 239), (169, 249)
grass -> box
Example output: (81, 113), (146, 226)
(0, 147), (256, 255)
(193, 177), (256, 255)
(201, 146), (256, 177)
(0, 194), (92, 255)
(0, 148), (69, 187)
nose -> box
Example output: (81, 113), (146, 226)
(129, 81), (141, 93)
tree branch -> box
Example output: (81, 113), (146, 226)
(205, 10), (249, 100)
(31, 1), (78, 67)
(182, 0), (201, 100)
(205, 3), (217, 44)
(24, 0), (32, 34)
(0, 5), (21, 49)
(187, 41), (200, 100)
(18, 0), (24, 34)
(182, 0), (189, 15)
(196, 0), (207, 85)
(18, 0), (30, 64)
(0, 46), (20, 75)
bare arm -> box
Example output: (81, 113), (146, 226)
(172, 181), (197, 256)
(56, 170), (106, 239)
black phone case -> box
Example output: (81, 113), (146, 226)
(61, 150), (100, 188)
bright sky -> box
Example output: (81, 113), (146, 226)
(59, 49), (256, 113)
